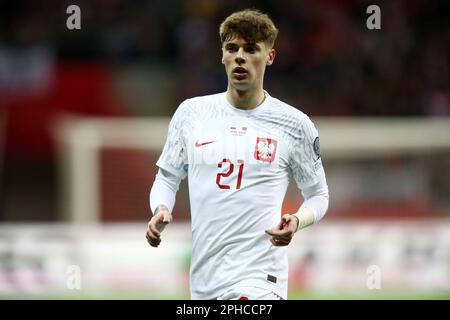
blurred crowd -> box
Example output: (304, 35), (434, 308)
(0, 0), (449, 116)
(0, 0), (449, 221)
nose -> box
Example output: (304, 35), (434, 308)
(235, 47), (245, 64)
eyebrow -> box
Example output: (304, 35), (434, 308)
(224, 42), (261, 49)
(245, 43), (260, 49)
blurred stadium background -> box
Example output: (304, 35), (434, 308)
(1, 0), (450, 299)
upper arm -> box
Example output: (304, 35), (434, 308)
(288, 116), (324, 189)
(156, 101), (191, 179)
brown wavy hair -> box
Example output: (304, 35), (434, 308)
(219, 9), (279, 48)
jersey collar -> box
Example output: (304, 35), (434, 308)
(223, 90), (271, 116)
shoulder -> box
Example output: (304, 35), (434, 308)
(173, 92), (226, 119)
(266, 95), (316, 133)
(182, 92), (225, 109)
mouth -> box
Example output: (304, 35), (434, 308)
(232, 67), (248, 80)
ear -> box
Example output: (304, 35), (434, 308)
(266, 48), (276, 66)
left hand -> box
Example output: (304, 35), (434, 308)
(265, 214), (299, 246)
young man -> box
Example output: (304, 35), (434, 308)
(146, 9), (329, 300)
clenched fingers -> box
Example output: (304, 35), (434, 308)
(270, 236), (292, 246)
(265, 214), (297, 247)
(145, 212), (172, 248)
(146, 221), (161, 247)
(148, 221), (161, 238)
(146, 231), (161, 247)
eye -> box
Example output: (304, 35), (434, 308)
(225, 45), (238, 52)
(244, 45), (258, 53)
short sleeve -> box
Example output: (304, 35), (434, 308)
(156, 101), (190, 179)
(289, 116), (323, 189)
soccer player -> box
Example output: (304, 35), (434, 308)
(146, 9), (329, 300)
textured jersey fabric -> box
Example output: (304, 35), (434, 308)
(156, 91), (324, 299)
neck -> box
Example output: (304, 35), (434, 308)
(226, 87), (266, 110)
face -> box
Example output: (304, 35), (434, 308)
(222, 36), (275, 92)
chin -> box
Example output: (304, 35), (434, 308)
(231, 81), (250, 91)
(233, 85), (250, 92)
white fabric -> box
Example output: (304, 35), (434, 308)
(300, 167), (329, 222)
(217, 286), (283, 300)
(149, 168), (180, 215)
(150, 166), (329, 222)
(155, 91), (328, 300)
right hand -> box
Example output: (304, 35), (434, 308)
(146, 206), (172, 248)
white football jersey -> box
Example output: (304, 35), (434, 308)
(156, 91), (323, 299)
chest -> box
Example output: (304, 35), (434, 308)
(186, 117), (289, 168)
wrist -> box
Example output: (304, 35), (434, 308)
(291, 214), (300, 232)
(293, 207), (315, 232)
(154, 204), (169, 216)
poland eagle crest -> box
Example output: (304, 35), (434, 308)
(254, 138), (278, 163)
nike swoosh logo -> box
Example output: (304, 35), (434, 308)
(195, 140), (216, 147)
